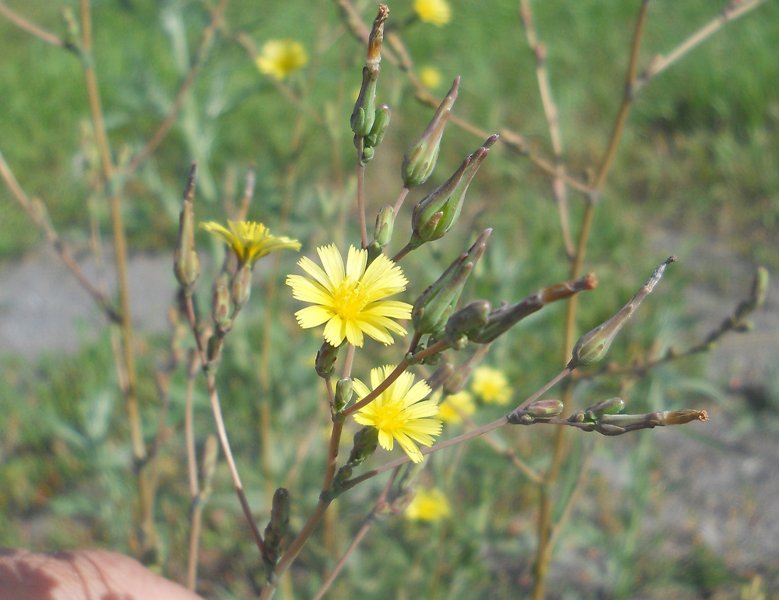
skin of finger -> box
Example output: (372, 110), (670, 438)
(0, 549), (204, 600)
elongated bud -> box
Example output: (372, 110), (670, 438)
(335, 378), (353, 411)
(231, 263), (253, 310)
(315, 341), (341, 378)
(363, 105), (391, 162)
(174, 164), (201, 290)
(568, 257), (676, 369)
(373, 205), (395, 249)
(470, 273), (598, 344)
(200, 435), (219, 498)
(507, 398), (563, 424)
(212, 273), (232, 332)
(402, 76), (460, 187)
(409, 135), (498, 249)
(263, 487), (290, 568)
(207, 334), (223, 364)
(412, 229), (492, 335)
(329, 427), (379, 497)
(585, 397), (625, 421)
(350, 6), (388, 139)
(444, 300), (491, 345)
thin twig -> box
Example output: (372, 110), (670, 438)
(0, 151), (121, 323)
(518, 0), (574, 258)
(0, 2), (66, 47)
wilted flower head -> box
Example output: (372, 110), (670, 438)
(471, 366), (512, 405)
(286, 245), (412, 347)
(200, 220), (300, 267)
(414, 0), (451, 26)
(353, 365), (442, 464)
(255, 39), (308, 80)
(405, 488), (451, 521)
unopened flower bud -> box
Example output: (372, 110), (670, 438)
(507, 398), (563, 424)
(231, 263), (253, 310)
(373, 205), (395, 249)
(335, 378), (354, 411)
(402, 76), (459, 187)
(584, 397), (625, 422)
(351, 67), (378, 138)
(350, 6), (388, 139)
(364, 105), (391, 153)
(174, 164), (201, 290)
(263, 487), (290, 568)
(412, 229), (491, 335)
(409, 135), (497, 248)
(207, 335), (223, 364)
(315, 341), (341, 378)
(426, 362), (454, 392)
(444, 300), (491, 344)
(568, 257), (676, 369)
(212, 273), (232, 329)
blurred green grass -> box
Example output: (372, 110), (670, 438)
(0, 1), (777, 598)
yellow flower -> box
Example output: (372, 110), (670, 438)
(200, 220), (300, 266)
(414, 0), (451, 27)
(438, 390), (476, 424)
(353, 365), (442, 464)
(471, 366), (512, 405)
(255, 39), (308, 80)
(419, 66), (443, 90)
(405, 487), (451, 522)
(286, 245), (412, 347)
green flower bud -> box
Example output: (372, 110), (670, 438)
(231, 263), (253, 310)
(207, 334), (223, 364)
(335, 377), (354, 412)
(373, 205), (395, 249)
(401, 76), (460, 187)
(351, 66), (378, 138)
(350, 6), (388, 139)
(409, 134), (498, 248)
(412, 229), (492, 335)
(365, 105), (391, 151)
(568, 257), (676, 369)
(212, 273), (232, 332)
(315, 341), (341, 378)
(174, 164), (200, 290)
(507, 399), (563, 424)
(444, 300), (491, 344)
(584, 397), (625, 422)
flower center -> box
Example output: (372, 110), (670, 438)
(332, 278), (369, 320)
(372, 400), (405, 434)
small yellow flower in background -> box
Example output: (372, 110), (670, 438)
(419, 66), (442, 90)
(414, 0), (451, 27)
(471, 366), (512, 405)
(405, 487), (451, 522)
(286, 245), (412, 348)
(353, 365), (442, 464)
(200, 220), (300, 266)
(438, 390), (476, 424)
(255, 39), (308, 80)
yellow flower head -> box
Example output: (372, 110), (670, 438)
(419, 66), (443, 90)
(353, 365), (442, 464)
(405, 487), (451, 522)
(471, 366), (512, 405)
(286, 245), (412, 347)
(255, 39), (308, 80)
(438, 390), (476, 424)
(200, 220), (301, 266)
(414, 0), (451, 26)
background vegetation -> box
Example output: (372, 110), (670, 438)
(1, 0), (777, 598)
